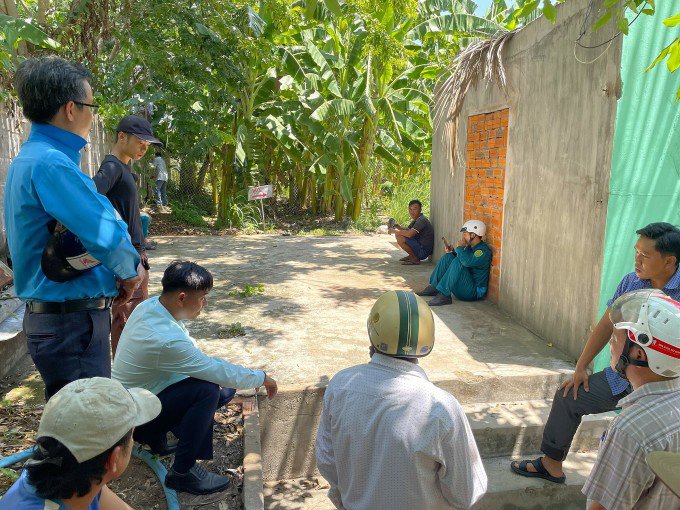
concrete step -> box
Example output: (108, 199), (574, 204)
(432, 368), (575, 405)
(464, 399), (615, 458)
(473, 452), (597, 509)
(263, 452), (597, 510)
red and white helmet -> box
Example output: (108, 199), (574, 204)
(610, 289), (680, 378)
(460, 220), (486, 237)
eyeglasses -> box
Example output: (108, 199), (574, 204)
(73, 101), (101, 111)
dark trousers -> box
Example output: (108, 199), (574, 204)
(541, 369), (631, 461)
(134, 377), (236, 473)
(23, 308), (112, 400)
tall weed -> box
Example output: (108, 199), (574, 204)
(170, 201), (209, 227)
(382, 172), (431, 226)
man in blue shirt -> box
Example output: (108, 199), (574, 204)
(0, 377), (160, 510)
(4, 57), (142, 399)
(113, 261), (278, 496)
(511, 222), (680, 483)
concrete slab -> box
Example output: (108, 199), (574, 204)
(464, 400), (615, 458)
(147, 234), (580, 481)
(473, 452), (597, 509)
(147, 234), (575, 393)
(0, 305), (25, 379)
(263, 452), (597, 510)
(243, 397), (265, 510)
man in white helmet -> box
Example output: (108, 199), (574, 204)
(511, 222), (680, 485)
(583, 290), (680, 510)
(416, 219), (492, 306)
(316, 290), (487, 510)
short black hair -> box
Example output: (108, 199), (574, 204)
(26, 430), (132, 500)
(14, 57), (92, 123)
(636, 222), (680, 266)
(161, 261), (214, 293)
(408, 200), (422, 209)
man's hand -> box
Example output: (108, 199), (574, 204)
(457, 239), (467, 247)
(115, 264), (145, 306)
(559, 367), (590, 400)
(257, 374), (278, 400)
(444, 244), (454, 254)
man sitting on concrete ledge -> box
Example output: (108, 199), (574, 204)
(112, 261), (278, 496)
(416, 220), (492, 306)
(510, 222), (680, 485)
(583, 290), (680, 509)
(316, 290), (487, 510)
(387, 199), (434, 265)
(0, 377), (161, 510)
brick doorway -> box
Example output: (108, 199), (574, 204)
(464, 109), (508, 302)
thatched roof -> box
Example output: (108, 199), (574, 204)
(433, 31), (515, 132)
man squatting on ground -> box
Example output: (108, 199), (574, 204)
(583, 290), (680, 509)
(416, 220), (492, 307)
(4, 57), (142, 400)
(0, 377), (161, 510)
(388, 199), (434, 265)
(316, 290), (487, 510)
(93, 115), (163, 355)
(113, 261), (279, 495)
(511, 222), (680, 483)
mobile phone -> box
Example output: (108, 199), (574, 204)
(442, 236), (451, 250)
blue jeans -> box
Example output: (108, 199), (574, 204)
(133, 377), (236, 472)
(140, 213), (150, 238)
(155, 180), (168, 206)
(23, 308), (112, 400)
(405, 237), (431, 260)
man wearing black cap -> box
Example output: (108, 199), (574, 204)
(93, 115), (163, 354)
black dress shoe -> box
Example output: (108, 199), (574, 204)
(428, 293), (453, 306)
(415, 285), (438, 297)
(145, 438), (178, 457)
(165, 464), (231, 495)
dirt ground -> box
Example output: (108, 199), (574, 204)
(0, 357), (244, 509)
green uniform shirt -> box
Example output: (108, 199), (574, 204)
(455, 241), (492, 298)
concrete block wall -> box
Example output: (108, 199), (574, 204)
(430, 0), (622, 360)
(464, 110), (508, 302)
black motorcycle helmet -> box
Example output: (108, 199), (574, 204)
(41, 221), (100, 282)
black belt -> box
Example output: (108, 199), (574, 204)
(26, 297), (114, 314)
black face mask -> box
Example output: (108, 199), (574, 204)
(615, 336), (649, 380)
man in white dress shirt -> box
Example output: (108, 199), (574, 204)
(316, 290), (487, 510)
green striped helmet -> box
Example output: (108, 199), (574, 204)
(367, 290), (435, 358)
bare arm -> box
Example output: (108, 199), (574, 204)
(577, 309), (614, 370)
(559, 309), (614, 399)
(389, 227), (418, 238)
(589, 502), (606, 510)
(99, 485), (134, 510)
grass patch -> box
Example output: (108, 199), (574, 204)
(170, 201), (209, 228)
(296, 227), (345, 236)
(228, 284), (265, 298)
(218, 322), (246, 338)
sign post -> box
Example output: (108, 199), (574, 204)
(248, 184), (273, 230)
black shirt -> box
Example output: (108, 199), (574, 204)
(408, 214), (434, 255)
(93, 155), (144, 253)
